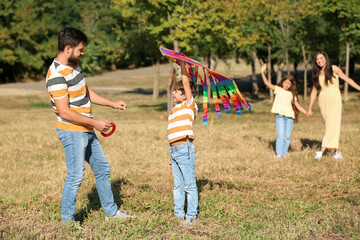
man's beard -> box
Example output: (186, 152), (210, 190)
(68, 51), (79, 68)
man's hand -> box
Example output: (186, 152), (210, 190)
(111, 101), (127, 110)
(93, 119), (112, 132)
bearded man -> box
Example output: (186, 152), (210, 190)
(46, 28), (133, 225)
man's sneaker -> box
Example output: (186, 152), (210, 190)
(105, 209), (134, 221)
(314, 151), (323, 160)
(183, 218), (196, 227)
(333, 152), (343, 159)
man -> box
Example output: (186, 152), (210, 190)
(46, 28), (133, 224)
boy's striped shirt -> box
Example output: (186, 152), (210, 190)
(46, 59), (93, 131)
(167, 97), (198, 143)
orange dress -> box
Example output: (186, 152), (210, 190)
(318, 75), (342, 149)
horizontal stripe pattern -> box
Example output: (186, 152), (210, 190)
(56, 121), (93, 132)
(46, 59), (93, 131)
(167, 97), (197, 143)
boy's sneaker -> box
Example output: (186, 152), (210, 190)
(105, 209), (134, 221)
(333, 152), (343, 159)
(314, 151), (323, 160)
(174, 217), (184, 225)
(63, 221), (85, 231)
(183, 218), (196, 227)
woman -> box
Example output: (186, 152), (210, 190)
(307, 51), (360, 159)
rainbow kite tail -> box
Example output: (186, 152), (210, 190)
(224, 81), (242, 115)
(215, 84), (230, 114)
(203, 84), (208, 125)
(186, 64), (196, 83)
(235, 93), (244, 110)
(210, 82), (222, 118)
(229, 92), (241, 115)
(231, 78), (252, 112)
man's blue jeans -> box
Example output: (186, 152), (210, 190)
(56, 129), (118, 223)
(169, 141), (198, 220)
(275, 114), (294, 156)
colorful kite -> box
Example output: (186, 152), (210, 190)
(160, 46), (252, 125)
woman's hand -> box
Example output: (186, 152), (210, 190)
(306, 109), (313, 118)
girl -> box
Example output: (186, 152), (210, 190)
(261, 63), (307, 157)
(307, 51), (360, 160)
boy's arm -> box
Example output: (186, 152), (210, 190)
(178, 60), (193, 105)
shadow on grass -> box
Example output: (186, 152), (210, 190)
(197, 179), (253, 193)
(138, 102), (167, 111)
(75, 178), (130, 223)
(265, 138), (295, 154)
(124, 88), (167, 96)
(301, 138), (322, 150)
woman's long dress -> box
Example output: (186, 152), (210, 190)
(318, 74), (342, 149)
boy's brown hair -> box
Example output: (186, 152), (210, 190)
(174, 80), (198, 98)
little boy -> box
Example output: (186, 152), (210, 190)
(167, 60), (199, 227)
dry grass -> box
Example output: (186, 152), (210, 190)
(0, 71), (359, 239)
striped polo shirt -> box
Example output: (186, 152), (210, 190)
(46, 59), (93, 131)
(167, 97), (198, 143)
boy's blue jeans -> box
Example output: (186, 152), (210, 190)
(275, 114), (294, 156)
(169, 141), (198, 220)
(56, 129), (118, 223)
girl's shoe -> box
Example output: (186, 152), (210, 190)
(314, 151), (323, 160)
(333, 152), (343, 159)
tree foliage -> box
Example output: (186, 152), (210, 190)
(0, 0), (359, 84)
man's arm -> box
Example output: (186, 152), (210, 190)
(54, 96), (112, 132)
(88, 87), (127, 109)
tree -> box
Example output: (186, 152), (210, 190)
(322, 0), (360, 101)
(0, 0), (58, 82)
(293, 13), (338, 99)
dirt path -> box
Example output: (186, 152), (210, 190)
(0, 64), (172, 92)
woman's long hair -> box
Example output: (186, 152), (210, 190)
(312, 51), (334, 90)
(277, 75), (300, 123)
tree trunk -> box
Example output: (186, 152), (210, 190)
(167, 8), (181, 111)
(152, 58), (160, 100)
(277, 64), (284, 84)
(167, 67), (177, 113)
(344, 41), (350, 101)
(286, 48), (290, 75)
(251, 51), (259, 99)
(268, 44), (274, 102)
(301, 45), (308, 100)
(173, 39), (181, 79)
(210, 56), (217, 71)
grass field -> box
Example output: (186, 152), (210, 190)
(0, 65), (360, 239)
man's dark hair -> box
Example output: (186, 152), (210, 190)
(58, 28), (87, 52)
